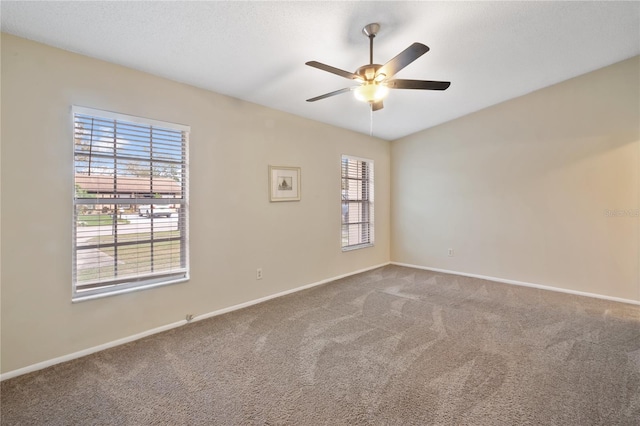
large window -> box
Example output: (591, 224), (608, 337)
(73, 106), (189, 300)
(341, 155), (374, 250)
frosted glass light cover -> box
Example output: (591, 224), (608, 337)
(353, 84), (389, 102)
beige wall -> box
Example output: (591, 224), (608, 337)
(392, 56), (640, 302)
(0, 34), (391, 373)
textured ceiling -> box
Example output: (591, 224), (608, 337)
(2, 1), (639, 140)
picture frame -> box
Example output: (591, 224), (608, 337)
(269, 166), (301, 202)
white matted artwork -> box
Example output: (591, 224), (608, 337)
(269, 166), (301, 202)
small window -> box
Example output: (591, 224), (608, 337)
(341, 155), (374, 250)
(73, 106), (189, 300)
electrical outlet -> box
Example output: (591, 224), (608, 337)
(256, 268), (263, 280)
(448, 248), (454, 257)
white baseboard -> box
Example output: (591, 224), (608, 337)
(0, 262), (390, 382)
(391, 262), (640, 306)
(0, 320), (188, 382)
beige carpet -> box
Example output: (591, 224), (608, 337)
(2, 265), (639, 425)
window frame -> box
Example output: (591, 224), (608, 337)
(341, 154), (374, 251)
(71, 106), (190, 302)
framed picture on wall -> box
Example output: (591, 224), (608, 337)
(269, 166), (301, 202)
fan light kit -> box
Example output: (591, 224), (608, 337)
(353, 83), (389, 103)
(306, 23), (450, 111)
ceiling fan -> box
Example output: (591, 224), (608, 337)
(306, 23), (450, 111)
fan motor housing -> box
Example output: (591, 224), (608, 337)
(356, 64), (382, 82)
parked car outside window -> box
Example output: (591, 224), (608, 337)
(138, 204), (174, 218)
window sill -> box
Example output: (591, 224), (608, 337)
(342, 243), (374, 252)
(72, 276), (189, 303)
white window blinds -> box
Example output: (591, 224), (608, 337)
(341, 155), (374, 250)
(72, 106), (189, 299)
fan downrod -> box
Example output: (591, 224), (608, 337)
(362, 23), (380, 65)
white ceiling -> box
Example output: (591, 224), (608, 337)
(2, 1), (639, 140)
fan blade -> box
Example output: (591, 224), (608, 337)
(372, 101), (384, 111)
(306, 87), (352, 102)
(386, 79), (450, 90)
(377, 43), (430, 79)
(306, 61), (362, 80)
